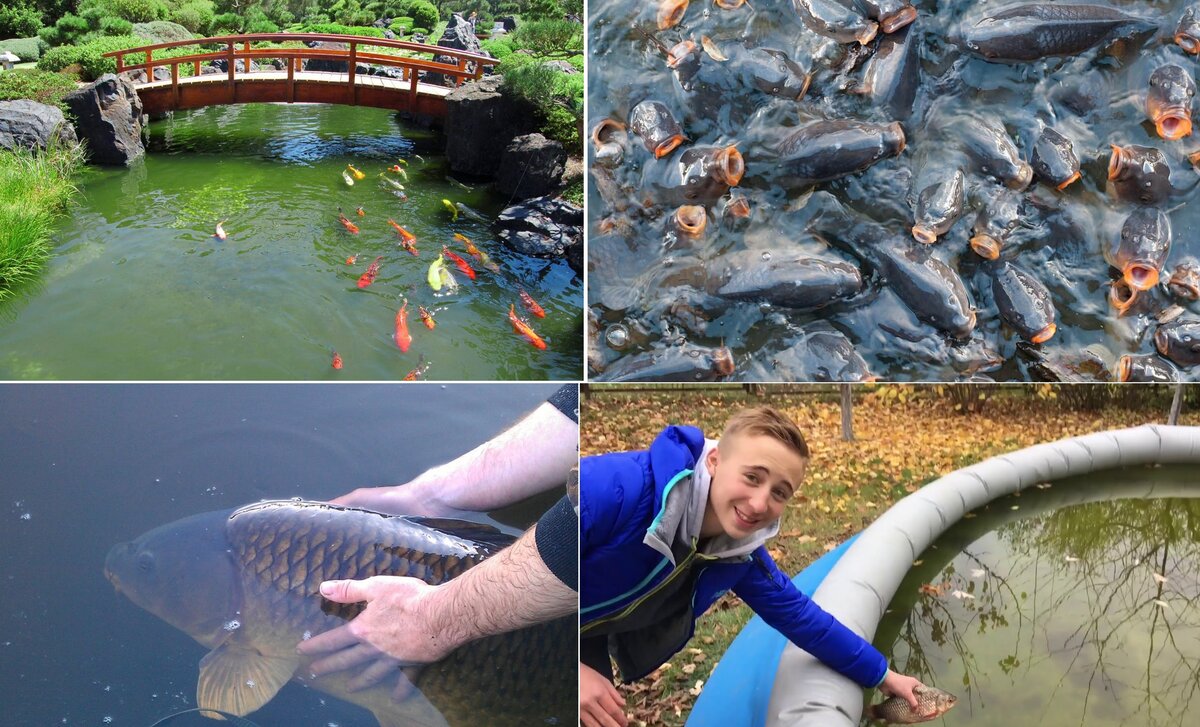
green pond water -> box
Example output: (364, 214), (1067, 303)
(874, 466), (1200, 727)
(0, 104), (582, 380)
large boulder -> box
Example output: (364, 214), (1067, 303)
(444, 75), (539, 176)
(303, 41), (349, 73)
(120, 67), (171, 84)
(63, 75), (144, 166)
(493, 196), (583, 275)
(0, 100), (77, 153)
(496, 133), (566, 199)
(428, 13), (483, 86)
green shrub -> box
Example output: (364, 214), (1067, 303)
(510, 18), (580, 56)
(42, 14), (92, 47)
(479, 38), (511, 59)
(211, 12), (241, 34)
(36, 44), (86, 73)
(169, 0), (215, 35)
(0, 69), (78, 108)
(500, 58), (581, 149)
(38, 34), (147, 80)
(410, 27), (428, 36)
(387, 20), (408, 35)
(0, 37), (48, 62)
(543, 103), (579, 148)
(567, 53), (582, 72)
(0, 3), (43, 39)
(300, 23), (385, 37)
(99, 17), (135, 36)
(405, 0), (438, 31)
(392, 16), (413, 30)
(102, 0), (169, 23)
(242, 7), (278, 34)
(131, 20), (194, 44)
(524, 0), (562, 21)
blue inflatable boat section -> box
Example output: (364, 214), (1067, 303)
(686, 534), (860, 727)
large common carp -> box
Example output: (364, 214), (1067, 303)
(104, 501), (575, 727)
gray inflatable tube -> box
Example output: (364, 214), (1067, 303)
(765, 424), (1200, 727)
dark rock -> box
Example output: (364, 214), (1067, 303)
(496, 133), (566, 199)
(373, 19), (387, 28)
(200, 64), (221, 75)
(0, 99), (77, 153)
(270, 58), (286, 71)
(445, 75), (539, 176)
(428, 13), (483, 86)
(303, 41), (349, 73)
(499, 16), (518, 32)
(384, 29), (396, 40)
(367, 65), (405, 80)
(63, 75), (144, 166)
(494, 196), (583, 275)
(543, 61), (578, 74)
(120, 66), (171, 84)
(209, 58), (262, 73)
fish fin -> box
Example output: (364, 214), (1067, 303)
(197, 642), (298, 718)
(402, 517), (517, 551)
(370, 695), (449, 727)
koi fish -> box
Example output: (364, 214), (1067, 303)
(455, 233), (479, 257)
(214, 220), (227, 241)
(393, 158), (408, 166)
(428, 255), (446, 291)
(331, 351), (343, 369)
(388, 219), (416, 243)
(519, 289), (546, 318)
(440, 267), (459, 292)
(357, 256), (383, 288)
(355, 206), (365, 217)
(403, 354), (428, 381)
(346, 254), (359, 265)
(508, 305), (547, 350)
(443, 246), (476, 280)
(387, 166), (408, 181)
(380, 176), (405, 191)
(347, 164), (365, 180)
(419, 306), (435, 329)
(394, 299), (412, 352)
(455, 202), (488, 223)
(337, 209), (360, 234)
(341, 170), (355, 186)
(442, 199), (459, 221)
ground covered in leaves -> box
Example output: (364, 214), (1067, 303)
(579, 384), (1197, 726)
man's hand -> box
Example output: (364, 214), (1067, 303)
(330, 486), (449, 517)
(878, 669), (923, 712)
(580, 662), (628, 727)
(297, 576), (465, 682)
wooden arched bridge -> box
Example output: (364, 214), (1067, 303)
(103, 33), (498, 117)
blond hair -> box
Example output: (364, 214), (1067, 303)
(721, 406), (809, 459)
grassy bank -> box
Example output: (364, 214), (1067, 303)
(580, 384), (1199, 726)
(0, 143), (83, 301)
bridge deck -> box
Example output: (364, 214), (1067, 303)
(137, 70), (454, 97)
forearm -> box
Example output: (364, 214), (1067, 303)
(425, 522), (578, 649)
(411, 402), (578, 512)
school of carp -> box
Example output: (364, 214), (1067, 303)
(587, 0), (1200, 382)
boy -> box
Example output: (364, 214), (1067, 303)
(579, 406), (922, 727)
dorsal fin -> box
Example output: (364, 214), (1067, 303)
(401, 516), (517, 552)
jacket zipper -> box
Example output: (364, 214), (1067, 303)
(581, 546), (717, 635)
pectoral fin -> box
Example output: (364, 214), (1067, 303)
(197, 642), (298, 718)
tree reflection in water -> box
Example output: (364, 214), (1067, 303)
(871, 466), (1200, 727)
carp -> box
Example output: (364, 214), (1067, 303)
(594, 343), (735, 381)
(1117, 353), (1180, 382)
(867, 684), (957, 723)
(775, 119), (905, 186)
(629, 100), (687, 158)
(1108, 144), (1172, 205)
(910, 164), (966, 244)
(1109, 207), (1171, 291)
(1155, 317), (1200, 366)
(1030, 126), (1081, 190)
(857, 24), (921, 119)
(1168, 259), (1200, 301)
(704, 250), (863, 310)
(791, 0), (878, 45)
(743, 327), (873, 382)
(1176, 3), (1200, 53)
(962, 4), (1152, 63)
(1145, 64), (1195, 141)
(104, 501), (575, 727)
(990, 261), (1058, 344)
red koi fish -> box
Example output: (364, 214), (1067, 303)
(355, 206), (365, 217)
(388, 219), (418, 255)
(346, 254), (359, 265)
(419, 306), (435, 330)
(508, 304), (547, 350)
(443, 246), (476, 280)
(403, 354), (427, 381)
(337, 208), (360, 234)
(394, 299), (412, 352)
(331, 351), (343, 369)
(519, 289), (546, 318)
(214, 219), (228, 241)
(356, 256), (383, 288)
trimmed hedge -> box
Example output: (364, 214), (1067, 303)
(300, 23), (386, 38)
(0, 69), (79, 108)
(0, 37), (48, 62)
(479, 38), (512, 60)
(37, 34), (145, 80)
(131, 21), (194, 45)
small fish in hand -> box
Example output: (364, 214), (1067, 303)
(868, 685), (957, 724)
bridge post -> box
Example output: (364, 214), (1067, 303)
(171, 62), (179, 105)
(287, 55), (295, 103)
(146, 48), (154, 82)
(243, 41), (251, 73)
(226, 42), (234, 84)
(115, 51), (124, 74)
(348, 41), (357, 105)
(193, 59), (200, 76)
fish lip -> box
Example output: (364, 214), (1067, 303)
(880, 6), (917, 34)
(1125, 263), (1160, 291)
(969, 234), (1001, 260)
(655, 135), (686, 158)
(712, 347), (736, 376)
(591, 119), (626, 149)
(1007, 162), (1033, 190)
(855, 21), (879, 46)
(1116, 354), (1134, 382)
(1055, 170), (1082, 190)
(1156, 327), (1171, 355)
(1109, 279), (1138, 314)
(714, 0), (746, 8)
(888, 122), (907, 154)
(1154, 111), (1193, 141)
(1168, 268), (1200, 300)
(674, 205), (708, 236)
(911, 224), (938, 244)
(726, 196), (751, 218)
(714, 145), (745, 186)
(1176, 33), (1200, 54)
(666, 40), (696, 68)
(1029, 323), (1057, 344)
(1108, 144), (1127, 180)
(657, 0), (689, 30)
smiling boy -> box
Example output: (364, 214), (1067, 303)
(579, 406), (922, 727)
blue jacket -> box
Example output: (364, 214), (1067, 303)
(580, 425), (887, 687)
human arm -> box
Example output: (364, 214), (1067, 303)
(733, 548), (920, 708)
(580, 662), (629, 727)
(297, 510), (577, 676)
(333, 388), (578, 515)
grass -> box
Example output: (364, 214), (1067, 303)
(0, 142), (84, 302)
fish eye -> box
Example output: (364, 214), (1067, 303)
(137, 552), (155, 573)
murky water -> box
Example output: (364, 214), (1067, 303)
(874, 465), (1200, 726)
(0, 383), (570, 726)
(0, 104), (582, 380)
(588, 0), (1200, 381)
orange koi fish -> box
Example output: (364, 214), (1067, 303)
(331, 351), (343, 369)
(387, 219), (418, 255)
(403, 354), (428, 381)
(508, 304), (547, 350)
(443, 246), (476, 280)
(455, 233), (480, 258)
(388, 165), (403, 173)
(419, 306), (435, 330)
(214, 219), (228, 241)
(355, 206), (365, 217)
(519, 289), (546, 318)
(346, 254), (359, 265)
(337, 208), (360, 234)
(394, 299), (412, 352)
(356, 256), (383, 288)
(347, 164), (365, 180)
